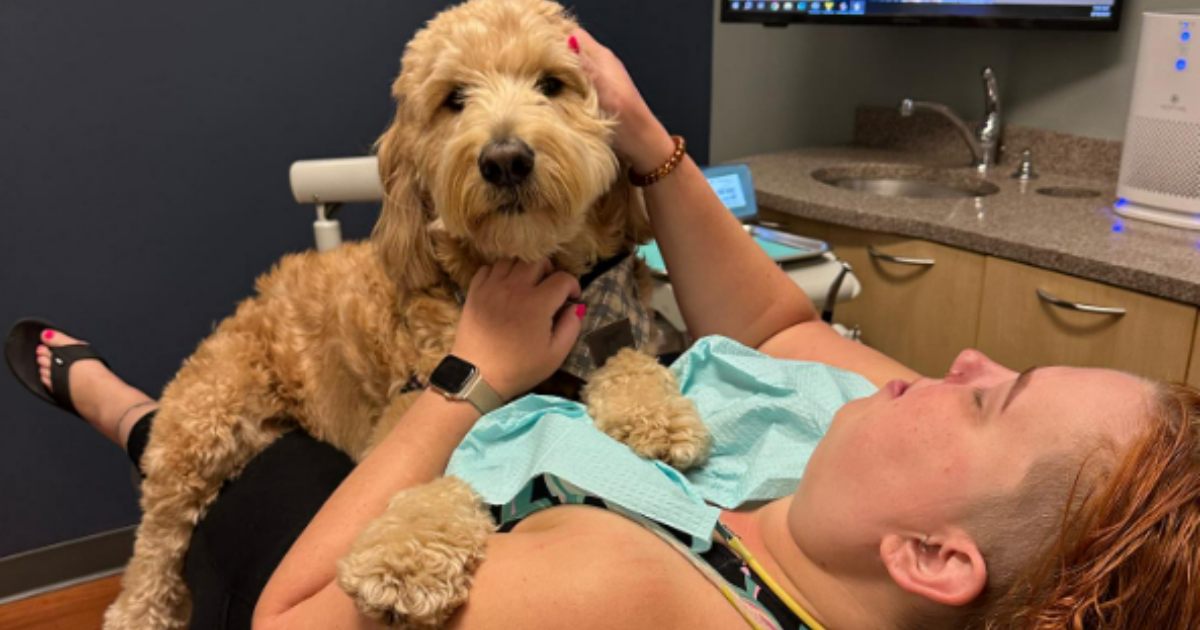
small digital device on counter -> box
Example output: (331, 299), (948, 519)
(702, 164), (760, 221)
(637, 164), (829, 278)
(720, 0), (1121, 30)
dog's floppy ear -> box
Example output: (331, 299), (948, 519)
(595, 169), (653, 247)
(372, 109), (442, 291)
(622, 177), (653, 244)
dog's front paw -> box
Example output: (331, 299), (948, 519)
(583, 348), (710, 471)
(337, 477), (495, 628)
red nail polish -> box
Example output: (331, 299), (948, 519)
(575, 304), (587, 319)
(42, 329), (54, 341)
(568, 35), (580, 54)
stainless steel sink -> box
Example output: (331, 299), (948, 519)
(812, 165), (1000, 199)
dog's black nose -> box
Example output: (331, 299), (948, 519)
(478, 139), (535, 188)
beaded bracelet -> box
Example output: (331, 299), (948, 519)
(628, 135), (687, 187)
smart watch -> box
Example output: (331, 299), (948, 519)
(428, 354), (505, 415)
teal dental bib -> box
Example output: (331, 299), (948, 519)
(444, 335), (878, 547)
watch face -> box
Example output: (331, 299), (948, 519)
(431, 355), (476, 393)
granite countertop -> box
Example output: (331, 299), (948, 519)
(739, 146), (1200, 306)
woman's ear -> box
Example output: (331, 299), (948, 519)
(879, 531), (987, 607)
(371, 109), (441, 291)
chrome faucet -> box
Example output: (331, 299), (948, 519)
(899, 67), (1002, 172)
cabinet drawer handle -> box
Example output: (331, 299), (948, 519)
(1035, 288), (1126, 316)
(867, 246), (936, 267)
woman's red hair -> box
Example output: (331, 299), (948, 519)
(987, 381), (1200, 628)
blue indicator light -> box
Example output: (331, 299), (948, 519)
(1184, 31), (1193, 42)
(1178, 59), (1188, 71)
(1114, 197), (1128, 208)
(1112, 222), (1124, 233)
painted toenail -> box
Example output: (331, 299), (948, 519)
(43, 330), (55, 341)
(568, 35), (580, 54)
(575, 304), (587, 319)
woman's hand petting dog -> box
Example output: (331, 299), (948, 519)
(569, 28), (677, 175)
(451, 259), (584, 400)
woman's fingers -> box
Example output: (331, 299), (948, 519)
(550, 300), (585, 359)
(491, 258), (516, 280)
(538, 271), (582, 309)
(469, 259), (580, 317)
(469, 265), (491, 293)
(509, 258), (554, 286)
(572, 28), (604, 54)
(566, 27), (666, 172)
(452, 261), (584, 398)
(570, 29), (613, 91)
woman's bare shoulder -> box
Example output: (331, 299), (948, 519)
(448, 506), (745, 629)
(758, 320), (922, 386)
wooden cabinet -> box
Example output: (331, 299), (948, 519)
(1188, 323), (1200, 388)
(976, 257), (1196, 382)
(770, 215), (985, 376)
(764, 211), (1199, 382)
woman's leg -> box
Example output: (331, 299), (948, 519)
(35, 329), (158, 468)
(122, 409), (155, 473)
(35, 327), (355, 629)
(184, 430), (355, 628)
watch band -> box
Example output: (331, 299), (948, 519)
(429, 354), (507, 414)
(459, 371), (506, 415)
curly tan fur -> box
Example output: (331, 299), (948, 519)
(338, 477), (495, 628)
(584, 348), (710, 470)
(105, 1), (704, 628)
(104, 245), (460, 629)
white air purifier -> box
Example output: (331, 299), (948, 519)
(1115, 10), (1200, 230)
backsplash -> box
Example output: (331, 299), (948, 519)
(853, 106), (1123, 182)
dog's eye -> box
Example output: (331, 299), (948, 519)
(443, 87), (466, 112)
(536, 76), (565, 98)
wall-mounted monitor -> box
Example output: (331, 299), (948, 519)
(720, 0), (1121, 30)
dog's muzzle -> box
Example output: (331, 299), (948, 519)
(478, 138), (535, 190)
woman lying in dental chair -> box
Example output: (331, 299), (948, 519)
(15, 29), (1199, 630)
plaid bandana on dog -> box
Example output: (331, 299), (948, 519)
(560, 253), (653, 381)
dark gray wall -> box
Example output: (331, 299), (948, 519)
(0, 0), (711, 558)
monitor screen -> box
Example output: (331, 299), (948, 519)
(721, 0), (1121, 30)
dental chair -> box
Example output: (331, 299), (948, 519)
(287, 156), (862, 344)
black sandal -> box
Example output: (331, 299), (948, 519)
(5, 317), (110, 418)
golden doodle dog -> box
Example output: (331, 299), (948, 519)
(104, 0), (710, 627)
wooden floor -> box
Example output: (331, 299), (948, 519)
(0, 575), (121, 630)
